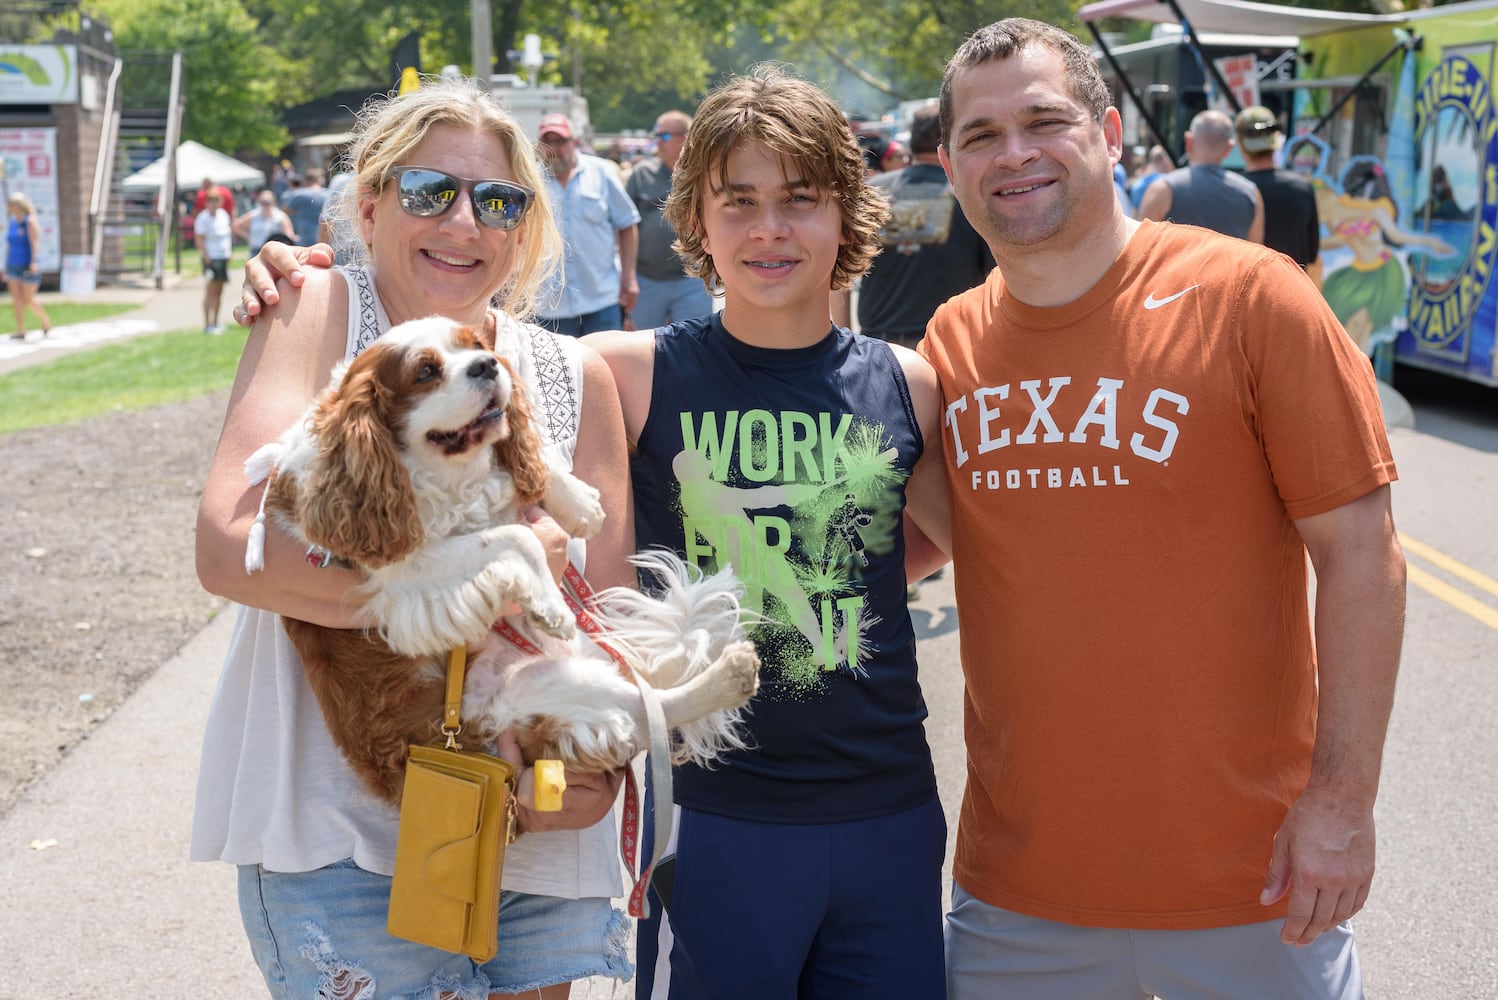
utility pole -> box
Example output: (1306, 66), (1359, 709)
(472, 0), (492, 88)
(571, 3), (582, 92)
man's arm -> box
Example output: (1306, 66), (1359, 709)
(1135, 179), (1172, 223)
(1248, 187), (1266, 244)
(616, 223), (639, 315)
(1262, 484), (1405, 945)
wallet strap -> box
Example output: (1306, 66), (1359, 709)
(442, 644), (466, 748)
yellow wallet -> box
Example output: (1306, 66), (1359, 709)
(387, 646), (517, 962)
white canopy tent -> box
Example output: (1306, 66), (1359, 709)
(119, 140), (267, 194)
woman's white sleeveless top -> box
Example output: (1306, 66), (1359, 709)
(190, 265), (623, 899)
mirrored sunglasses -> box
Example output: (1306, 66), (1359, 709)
(390, 166), (533, 231)
(653, 131), (676, 142)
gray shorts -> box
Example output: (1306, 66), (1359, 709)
(946, 883), (1362, 1000)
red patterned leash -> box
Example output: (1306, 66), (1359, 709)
(491, 565), (670, 919)
(560, 564), (671, 920)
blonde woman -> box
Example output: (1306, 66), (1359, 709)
(194, 76), (635, 998)
(5, 193), (50, 339)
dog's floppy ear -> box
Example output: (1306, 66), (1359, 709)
(299, 365), (423, 567)
(478, 310), (499, 350)
(492, 355), (550, 505)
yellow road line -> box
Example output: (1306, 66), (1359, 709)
(1405, 564), (1498, 632)
(1399, 532), (1498, 601)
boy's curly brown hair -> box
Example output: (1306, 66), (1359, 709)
(664, 64), (888, 294)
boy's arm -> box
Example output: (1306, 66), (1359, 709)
(888, 344), (952, 578)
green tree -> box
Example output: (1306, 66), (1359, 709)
(98, 0), (290, 154)
(755, 0), (1081, 108)
(239, 0), (473, 97)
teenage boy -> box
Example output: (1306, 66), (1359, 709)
(586, 64), (948, 999)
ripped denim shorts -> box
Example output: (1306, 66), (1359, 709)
(238, 860), (633, 998)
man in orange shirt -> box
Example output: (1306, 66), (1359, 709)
(904, 18), (1405, 999)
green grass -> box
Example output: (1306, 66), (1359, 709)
(0, 301), (137, 337)
(0, 326), (248, 434)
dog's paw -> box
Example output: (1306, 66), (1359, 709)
(721, 640), (761, 697)
(547, 475), (605, 540)
(570, 493), (606, 540)
(525, 591), (576, 640)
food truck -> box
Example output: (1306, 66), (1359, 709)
(1081, 0), (1498, 387)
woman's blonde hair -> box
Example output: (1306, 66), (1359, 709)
(664, 64), (887, 293)
(8, 192), (36, 216)
(338, 75), (560, 319)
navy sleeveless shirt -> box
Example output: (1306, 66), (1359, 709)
(632, 314), (938, 822)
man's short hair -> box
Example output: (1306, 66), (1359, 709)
(1188, 110), (1235, 146)
(909, 104), (941, 156)
(940, 19), (1111, 148)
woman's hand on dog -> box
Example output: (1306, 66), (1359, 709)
(496, 731), (626, 835)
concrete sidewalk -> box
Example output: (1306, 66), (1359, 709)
(0, 610), (260, 998)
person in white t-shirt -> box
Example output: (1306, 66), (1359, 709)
(193, 192), (234, 333)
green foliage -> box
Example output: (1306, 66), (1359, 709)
(239, 0), (473, 98)
(98, 0), (292, 154)
(561, 4), (726, 132)
(79, 0), (1100, 155)
(0, 326), (247, 435)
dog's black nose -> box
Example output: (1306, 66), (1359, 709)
(468, 356), (499, 381)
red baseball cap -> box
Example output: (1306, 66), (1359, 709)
(538, 113), (574, 139)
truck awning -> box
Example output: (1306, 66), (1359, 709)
(1078, 0), (1401, 37)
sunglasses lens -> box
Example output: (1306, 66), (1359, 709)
(395, 169), (529, 230)
(397, 169), (457, 218)
(472, 182), (529, 230)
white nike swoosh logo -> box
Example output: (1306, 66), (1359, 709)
(1143, 285), (1200, 310)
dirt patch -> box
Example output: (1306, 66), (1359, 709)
(0, 393), (231, 817)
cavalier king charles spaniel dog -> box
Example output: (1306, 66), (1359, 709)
(243, 314), (759, 804)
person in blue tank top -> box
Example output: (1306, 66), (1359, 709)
(6, 193), (51, 340)
(586, 64), (950, 1000)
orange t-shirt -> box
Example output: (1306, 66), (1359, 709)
(920, 220), (1396, 930)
